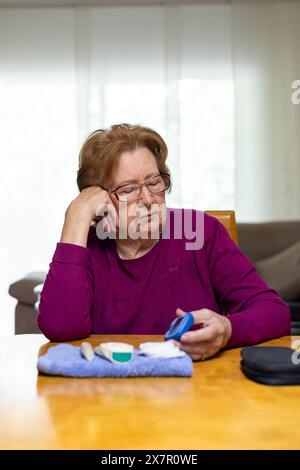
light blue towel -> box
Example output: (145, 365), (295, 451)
(37, 344), (193, 378)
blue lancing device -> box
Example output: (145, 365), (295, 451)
(164, 312), (194, 341)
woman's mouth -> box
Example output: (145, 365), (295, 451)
(138, 212), (159, 220)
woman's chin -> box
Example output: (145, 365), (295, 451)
(135, 217), (161, 238)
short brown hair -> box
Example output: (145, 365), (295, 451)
(77, 123), (172, 192)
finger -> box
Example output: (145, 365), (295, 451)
(108, 195), (119, 229)
(167, 339), (181, 348)
(106, 212), (117, 232)
(175, 308), (202, 327)
(179, 337), (218, 351)
(180, 343), (215, 360)
(179, 342), (210, 358)
(191, 352), (214, 362)
(180, 324), (218, 344)
(99, 201), (118, 232)
(176, 308), (213, 325)
(190, 309), (214, 324)
(179, 343), (205, 355)
(104, 220), (110, 232)
(191, 354), (205, 362)
(176, 308), (186, 317)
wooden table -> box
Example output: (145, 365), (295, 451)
(0, 334), (300, 450)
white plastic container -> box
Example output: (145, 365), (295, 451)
(94, 342), (134, 364)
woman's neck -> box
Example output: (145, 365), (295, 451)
(115, 236), (160, 260)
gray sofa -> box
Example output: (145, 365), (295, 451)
(9, 271), (45, 334)
(9, 220), (300, 335)
(238, 220), (300, 334)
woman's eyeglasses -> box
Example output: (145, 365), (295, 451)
(104, 173), (171, 202)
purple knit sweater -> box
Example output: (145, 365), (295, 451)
(37, 208), (291, 347)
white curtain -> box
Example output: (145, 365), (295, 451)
(0, 1), (299, 336)
(0, 9), (78, 336)
(74, 4), (235, 210)
(232, 0), (300, 221)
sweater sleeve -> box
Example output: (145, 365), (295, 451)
(203, 214), (291, 348)
(37, 242), (94, 342)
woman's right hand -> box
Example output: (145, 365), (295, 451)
(68, 186), (117, 226)
(60, 186), (117, 247)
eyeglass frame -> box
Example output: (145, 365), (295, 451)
(100, 172), (171, 202)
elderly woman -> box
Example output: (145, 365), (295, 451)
(38, 123), (290, 361)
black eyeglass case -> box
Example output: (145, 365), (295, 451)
(240, 346), (300, 385)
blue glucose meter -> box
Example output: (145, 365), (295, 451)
(164, 312), (194, 341)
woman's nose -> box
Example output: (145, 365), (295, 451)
(138, 184), (155, 204)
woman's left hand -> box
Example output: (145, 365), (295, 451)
(172, 308), (232, 361)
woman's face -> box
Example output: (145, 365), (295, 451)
(109, 147), (167, 240)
